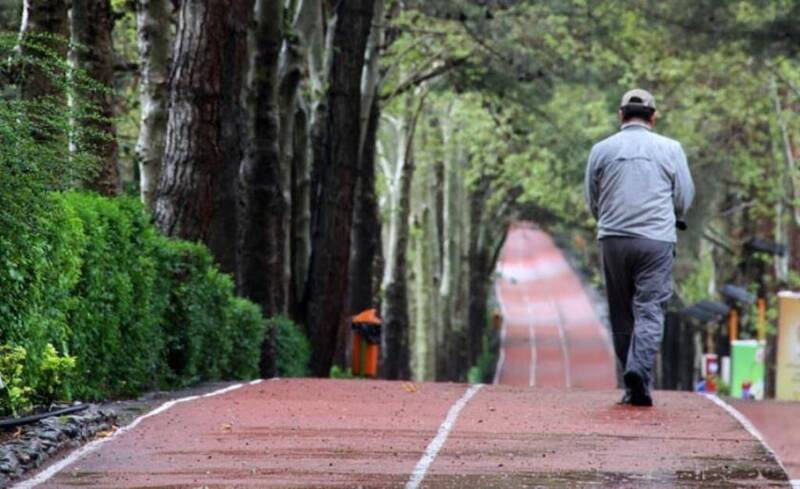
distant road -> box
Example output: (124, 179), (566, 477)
(493, 221), (616, 388)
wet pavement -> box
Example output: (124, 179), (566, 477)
(24, 380), (789, 488)
(730, 399), (800, 486)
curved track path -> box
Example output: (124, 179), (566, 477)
(12, 224), (790, 488)
(493, 222), (616, 389)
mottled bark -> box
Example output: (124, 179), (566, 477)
(291, 103), (311, 316)
(154, 0), (250, 274)
(408, 114), (437, 381)
(411, 204), (434, 381)
(348, 93), (382, 315)
(277, 0), (317, 317)
(380, 93), (426, 380)
(19, 0), (68, 101)
(436, 106), (466, 381)
(135, 0), (171, 208)
(286, 0), (323, 317)
(294, 0), (327, 318)
(347, 0), (386, 318)
(238, 0), (283, 319)
(207, 0), (251, 274)
(71, 0), (120, 195)
(303, 0), (374, 377)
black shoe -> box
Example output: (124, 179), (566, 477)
(623, 371), (653, 407)
(618, 391), (632, 405)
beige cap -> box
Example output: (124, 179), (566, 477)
(620, 88), (656, 109)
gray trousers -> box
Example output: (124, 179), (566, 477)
(600, 237), (674, 388)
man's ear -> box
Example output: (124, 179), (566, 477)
(649, 112), (657, 127)
(618, 109), (624, 123)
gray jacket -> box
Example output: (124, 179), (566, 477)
(584, 122), (695, 243)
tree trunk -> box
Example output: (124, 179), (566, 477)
(291, 102), (312, 317)
(380, 93), (426, 380)
(275, 0), (318, 318)
(408, 111), (437, 381)
(207, 0), (251, 274)
(288, 0), (324, 318)
(154, 0), (250, 274)
(467, 179), (491, 368)
(411, 204), (433, 381)
(135, 0), (171, 209)
(18, 0), (68, 102)
(348, 93), (382, 315)
(238, 0), (284, 322)
(303, 0), (374, 377)
(70, 0), (120, 196)
(437, 105), (462, 380)
(430, 152), (444, 379)
(347, 0), (385, 318)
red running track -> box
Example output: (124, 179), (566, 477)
(20, 380), (788, 488)
(493, 222), (616, 389)
(11, 224), (790, 488)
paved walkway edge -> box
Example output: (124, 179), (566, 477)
(405, 384), (484, 489)
(13, 379), (267, 489)
(704, 393), (794, 486)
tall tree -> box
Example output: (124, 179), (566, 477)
(380, 91), (426, 380)
(303, 0), (375, 377)
(436, 103), (468, 380)
(135, 0), (171, 208)
(154, 0), (250, 274)
(288, 0), (324, 316)
(237, 0), (284, 344)
(70, 0), (120, 195)
(347, 0), (386, 318)
(18, 0), (68, 102)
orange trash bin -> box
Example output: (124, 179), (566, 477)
(351, 309), (382, 378)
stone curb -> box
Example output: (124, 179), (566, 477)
(0, 405), (117, 488)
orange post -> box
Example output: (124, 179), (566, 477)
(351, 330), (362, 376)
(757, 298), (767, 342)
(364, 341), (379, 378)
(351, 309), (383, 378)
(728, 309), (739, 342)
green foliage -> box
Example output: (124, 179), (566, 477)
(467, 311), (499, 385)
(0, 346), (35, 416)
(155, 238), (267, 384)
(270, 316), (311, 378)
(329, 365), (355, 379)
(679, 249), (715, 306)
(37, 344), (76, 403)
(0, 192), (266, 416)
(227, 299), (268, 380)
(64, 192), (163, 398)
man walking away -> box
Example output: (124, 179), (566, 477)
(584, 89), (694, 407)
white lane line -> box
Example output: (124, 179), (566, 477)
(549, 296), (572, 389)
(704, 394), (792, 483)
(523, 288), (537, 387)
(528, 318), (537, 387)
(14, 379), (266, 489)
(405, 384), (484, 489)
(493, 282), (509, 385)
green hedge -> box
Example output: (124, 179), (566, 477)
(269, 316), (311, 378)
(0, 192), (276, 415)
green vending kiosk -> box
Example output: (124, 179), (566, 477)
(731, 340), (765, 400)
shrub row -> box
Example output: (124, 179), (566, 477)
(0, 192), (309, 415)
